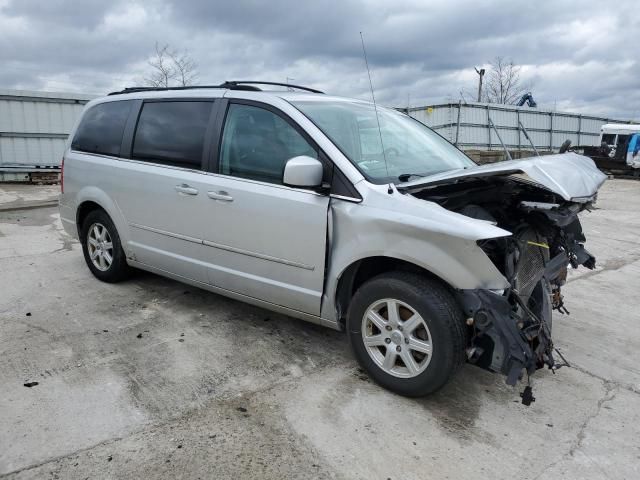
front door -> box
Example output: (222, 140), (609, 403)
(200, 102), (330, 315)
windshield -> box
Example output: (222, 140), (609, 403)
(291, 100), (475, 184)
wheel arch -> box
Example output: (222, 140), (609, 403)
(74, 186), (129, 245)
(76, 200), (105, 234)
(333, 255), (453, 328)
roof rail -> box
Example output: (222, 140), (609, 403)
(107, 85), (226, 96)
(108, 81), (323, 96)
(219, 81), (324, 94)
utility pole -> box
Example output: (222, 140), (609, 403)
(475, 67), (485, 102)
(286, 77), (295, 91)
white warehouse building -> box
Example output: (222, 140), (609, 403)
(0, 89), (94, 181)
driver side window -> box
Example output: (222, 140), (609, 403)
(219, 103), (317, 184)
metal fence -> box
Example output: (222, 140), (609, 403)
(407, 102), (638, 152)
(0, 89), (94, 174)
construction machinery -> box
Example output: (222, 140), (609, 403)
(516, 92), (537, 108)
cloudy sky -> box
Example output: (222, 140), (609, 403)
(1, 0), (638, 119)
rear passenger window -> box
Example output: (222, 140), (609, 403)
(132, 101), (212, 169)
(71, 101), (132, 156)
(219, 104), (317, 184)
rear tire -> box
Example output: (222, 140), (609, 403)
(347, 271), (466, 397)
(80, 209), (131, 283)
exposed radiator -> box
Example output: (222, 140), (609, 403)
(514, 229), (549, 302)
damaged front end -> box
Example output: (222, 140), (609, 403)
(459, 202), (596, 386)
(402, 160), (605, 401)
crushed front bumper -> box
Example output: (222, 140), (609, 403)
(457, 288), (552, 386)
(456, 250), (579, 387)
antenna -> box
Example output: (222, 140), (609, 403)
(360, 32), (392, 194)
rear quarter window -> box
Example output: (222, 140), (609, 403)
(71, 101), (133, 156)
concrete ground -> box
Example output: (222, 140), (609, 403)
(1, 180), (639, 480)
(0, 184), (59, 212)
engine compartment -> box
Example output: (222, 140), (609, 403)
(410, 175), (597, 400)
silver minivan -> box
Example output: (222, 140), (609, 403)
(59, 81), (606, 399)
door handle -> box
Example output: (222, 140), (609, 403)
(207, 190), (234, 202)
(175, 184), (199, 195)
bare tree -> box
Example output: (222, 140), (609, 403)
(168, 49), (198, 86)
(144, 43), (174, 87)
(483, 57), (528, 104)
(144, 42), (198, 87)
(460, 57), (531, 105)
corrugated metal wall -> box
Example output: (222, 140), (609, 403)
(408, 102), (637, 152)
(0, 89), (94, 171)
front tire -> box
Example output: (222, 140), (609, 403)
(347, 272), (466, 397)
(80, 209), (131, 283)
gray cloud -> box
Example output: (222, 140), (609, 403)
(0, 0), (638, 119)
(4, 0), (116, 27)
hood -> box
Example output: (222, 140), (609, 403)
(398, 152), (607, 202)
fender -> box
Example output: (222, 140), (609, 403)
(320, 192), (511, 322)
(74, 185), (132, 256)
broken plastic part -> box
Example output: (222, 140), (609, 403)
(520, 386), (535, 406)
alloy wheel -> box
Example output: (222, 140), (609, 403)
(361, 298), (433, 378)
(87, 222), (113, 271)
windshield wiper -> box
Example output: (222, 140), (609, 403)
(398, 173), (424, 182)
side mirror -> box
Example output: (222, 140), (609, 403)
(283, 156), (323, 188)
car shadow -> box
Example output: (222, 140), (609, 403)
(125, 269), (519, 440)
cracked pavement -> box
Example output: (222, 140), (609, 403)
(1, 180), (639, 479)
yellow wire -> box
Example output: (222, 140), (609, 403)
(527, 241), (549, 249)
